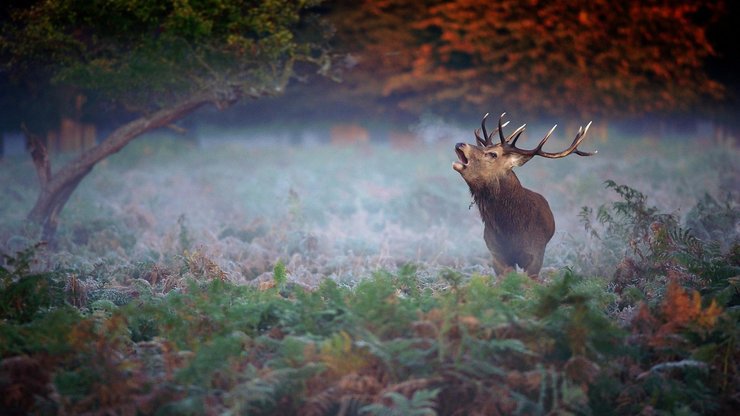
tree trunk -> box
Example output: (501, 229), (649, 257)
(25, 93), (213, 242)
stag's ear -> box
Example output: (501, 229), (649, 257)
(508, 153), (534, 168)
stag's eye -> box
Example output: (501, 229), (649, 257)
(486, 152), (498, 159)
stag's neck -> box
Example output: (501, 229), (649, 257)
(470, 172), (526, 223)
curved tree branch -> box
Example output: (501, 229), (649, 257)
(27, 91), (218, 240)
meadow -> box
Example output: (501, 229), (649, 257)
(0, 125), (738, 414)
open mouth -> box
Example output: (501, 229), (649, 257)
(455, 147), (468, 165)
(453, 144), (468, 171)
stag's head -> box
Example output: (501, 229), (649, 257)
(453, 113), (596, 188)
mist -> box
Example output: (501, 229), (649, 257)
(3, 1), (740, 413)
(2, 117), (736, 287)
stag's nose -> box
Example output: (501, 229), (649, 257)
(455, 142), (466, 150)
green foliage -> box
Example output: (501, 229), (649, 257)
(685, 193), (739, 248)
(0, 305), (82, 357)
(0, 0), (332, 113)
(569, 181), (740, 414)
(177, 214), (193, 253)
(578, 180), (740, 306)
(0, 244), (65, 323)
(533, 270), (621, 359)
(361, 388), (440, 416)
(273, 259), (287, 291)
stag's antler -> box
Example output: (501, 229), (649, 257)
(475, 113), (510, 147)
(479, 113), (596, 158)
(524, 122), (596, 158)
(476, 113), (527, 147)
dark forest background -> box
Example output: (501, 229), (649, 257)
(2, 0), (739, 155)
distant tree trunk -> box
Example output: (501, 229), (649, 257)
(41, 94), (97, 153)
(58, 118), (97, 152)
(44, 119), (97, 155)
(24, 93), (214, 242)
(388, 130), (420, 150)
(330, 123), (370, 145)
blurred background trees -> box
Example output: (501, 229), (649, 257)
(2, 0), (736, 144)
(265, 0), (735, 132)
(348, 0), (724, 118)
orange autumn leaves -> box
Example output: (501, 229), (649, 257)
(661, 281), (722, 329)
(330, 0), (724, 118)
(636, 281), (723, 348)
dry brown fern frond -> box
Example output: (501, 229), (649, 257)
(336, 395), (369, 416)
(183, 248), (227, 282)
(0, 355), (52, 415)
(300, 387), (373, 416)
(338, 373), (384, 395)
(438, 369), (518, 416)
(374, 376), (441, 402)
(300, 386), (338, 416)
(301, 372), (384, 416)
(64, 273), (86, 307)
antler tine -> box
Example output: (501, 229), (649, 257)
(497, 112), (507, 145)
(474, 128), (486, 147)
(488, 120), (510, 143)
(476, 112), (510, 147)
(506, 124), (526, 146)
(572, 121), (597, 156)
(521, 124), (557, 155)
(534, 121), (596, 158)
(480, 113), (493, 146)
(563, 122), (594, 154)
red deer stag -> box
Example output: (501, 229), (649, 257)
(453, 113), (596, 278)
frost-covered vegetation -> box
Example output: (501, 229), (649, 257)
(0, 130), (738, 414)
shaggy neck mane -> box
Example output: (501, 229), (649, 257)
(469, 172), (525, 224)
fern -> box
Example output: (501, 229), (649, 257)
(0, 244), (66, 323)
(221, 364), (279, 414)
(533, 270), (622, 359)
(2, 240), (737, 414)
(580, 206), (599, 239)
(272, 259), (289, 295)
(685, 193), (739, 250)
(177, 214), (192, 252)
(577, 181), (740, 309)
(360, 388), (440, 416)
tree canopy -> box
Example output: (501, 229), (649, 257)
(1, 0), (330, 116)
(326, 0), (725, 119)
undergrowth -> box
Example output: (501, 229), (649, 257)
(2, 192), (739, 416)
(577, 181), (739, 306)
